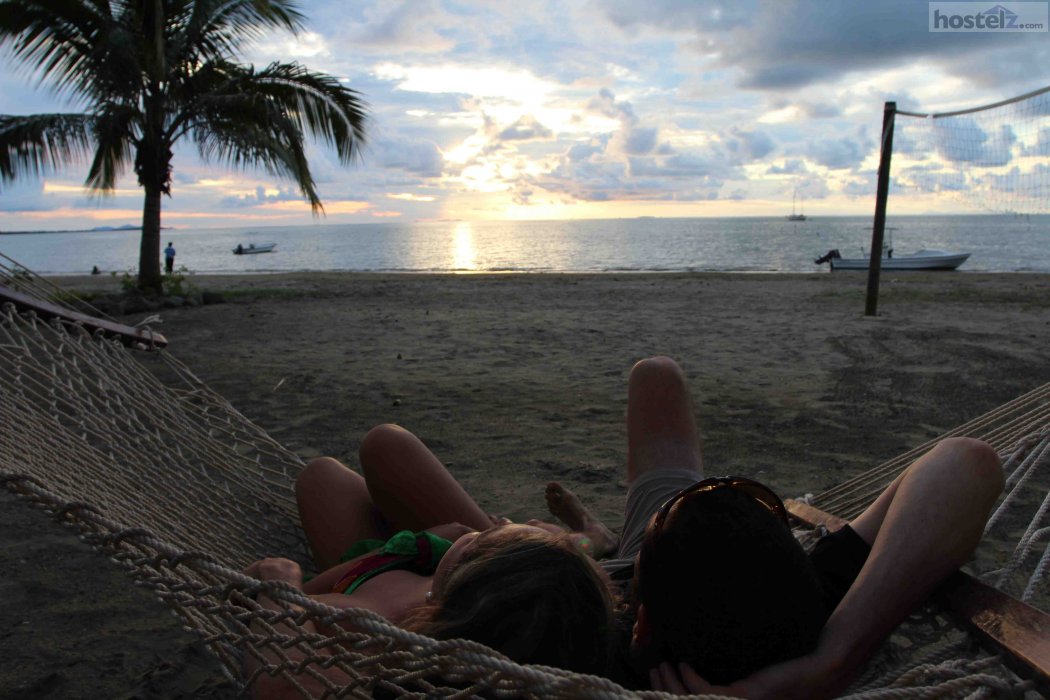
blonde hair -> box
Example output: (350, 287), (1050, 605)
(403, 526), (618, 675)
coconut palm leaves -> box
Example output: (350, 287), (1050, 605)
(0, 0), (368, 290)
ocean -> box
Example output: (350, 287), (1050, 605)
(1, 215), (1047, 275)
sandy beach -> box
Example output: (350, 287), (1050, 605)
(2, 270), (1049, 698)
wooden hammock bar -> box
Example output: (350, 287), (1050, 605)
(0, 284), (168, 348)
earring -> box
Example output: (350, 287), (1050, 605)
(425, 590), (433, 602)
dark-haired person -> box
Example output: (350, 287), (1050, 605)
(163, 241), (176, 273)
(543, 356), (1003, 697)
(246, 423), (618, 699)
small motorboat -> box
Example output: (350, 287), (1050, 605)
(233, 243), (276, 255)
(815, 248), (970, 271)
(814, 226), (969, 271)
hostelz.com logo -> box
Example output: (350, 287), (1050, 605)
(929, 2), (1048, 31)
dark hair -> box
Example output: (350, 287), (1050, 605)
(403, 527), (618, 675)
(636, 488), (827, 684)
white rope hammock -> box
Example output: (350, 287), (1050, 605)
(0, 259), (1046, 698)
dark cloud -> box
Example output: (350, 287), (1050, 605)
(624, 126), (658, 155)
(368, 137), (445, 177)
(497, 115), (553, 141)
(598, 0), (1043, 92)
(628, 153), (726, 179)
(1021, 128), (1050, 157)
(976, 163), (1050, 196)
(341, 0), (456, 53)
(897, 166), (969, 193)
(801, 102), (842, 119)
(172, 171), (200, 185)
(220, 186), (305, 207)
(728, 127), (775, 160)
(931, 120), (1016, 166)
(588, 88), (639, 124)
(767, 159), (808, 175)
(567, 142), (604, 162)
(842, 171), (879, 197)
(805, 128), (874, 170)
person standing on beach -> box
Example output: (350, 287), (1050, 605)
(540, 356), (1003, 698)
(164, 242), (176, 273)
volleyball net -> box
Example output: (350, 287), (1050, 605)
(890, 85), (1050, 215)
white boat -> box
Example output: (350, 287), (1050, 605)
(815, 248), (971, 271)
(232, 243), (276, 255)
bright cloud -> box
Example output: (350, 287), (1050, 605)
(1, 0), (1047, 230)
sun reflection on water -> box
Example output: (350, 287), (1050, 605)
(453, 221), (477, 271)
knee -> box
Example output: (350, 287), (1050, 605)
(936, 437), (1004, 495)
(359, 423), (412, 469)
(629, 356), (686, 388)
(295, 456), (347, 497)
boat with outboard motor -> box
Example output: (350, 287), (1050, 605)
(233, 243), (276, 255)
(814, 248), (971, 271)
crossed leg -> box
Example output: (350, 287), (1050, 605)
(295, 423), (492, 573)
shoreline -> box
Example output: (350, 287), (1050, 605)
(3, 271), (1049, 698)
(47, 268), (1050, 286)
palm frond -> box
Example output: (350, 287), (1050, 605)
(248, 62), (368, 164)
(0, 1), (118, 102)
(166, 58), (367, 212)
(0, 113), (96, 187)
(86, 104), (138, 191)
(177, 60), (367, 162)
(190, 98), (323, 211)
(179, 0), (304, 67)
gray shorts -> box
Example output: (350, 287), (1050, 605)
(600, 469), (701, 578)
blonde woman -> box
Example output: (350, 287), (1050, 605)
(247, 423), (618, 697)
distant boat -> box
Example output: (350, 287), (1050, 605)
(233, 243), (276, 255)
(814, 248), (971, 271)
(786, 189), (807, 222)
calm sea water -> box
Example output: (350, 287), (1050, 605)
(1, 215), (1047, 275)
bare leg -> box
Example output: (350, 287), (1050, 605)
(544, 482), (618, 557)
(626, 356), (704, 483)
(359, 423), (493, 532)
(295, 457), (389, 571)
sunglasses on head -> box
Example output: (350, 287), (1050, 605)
(652, 476), (790, 530)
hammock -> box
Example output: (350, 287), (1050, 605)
(1, 257), (1047, 699)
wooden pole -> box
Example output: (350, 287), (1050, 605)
(865, 101), (896, 317)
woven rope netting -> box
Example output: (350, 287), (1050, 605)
(0, 260), (1047, 698)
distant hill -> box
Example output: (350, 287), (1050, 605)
(0, 224), (163, 235)
(90, 224), (141, 232)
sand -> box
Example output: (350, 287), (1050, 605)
(2, 271), (1048, 698)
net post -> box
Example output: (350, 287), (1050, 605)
(865, 101), (896, 317)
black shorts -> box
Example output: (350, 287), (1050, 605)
(809, 525), (871, 612)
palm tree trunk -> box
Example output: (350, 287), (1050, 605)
(138, 185), (163, 292)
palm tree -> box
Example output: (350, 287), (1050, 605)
(0, 0), (367, 292)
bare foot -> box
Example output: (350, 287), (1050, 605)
(545, 482), (618, 558)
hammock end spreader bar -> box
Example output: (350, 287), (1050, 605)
(0, 284), (168, 349)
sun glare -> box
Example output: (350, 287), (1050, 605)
(452, 221), (477, 271)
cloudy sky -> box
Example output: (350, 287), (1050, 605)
(0, 0), (1047, 231)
